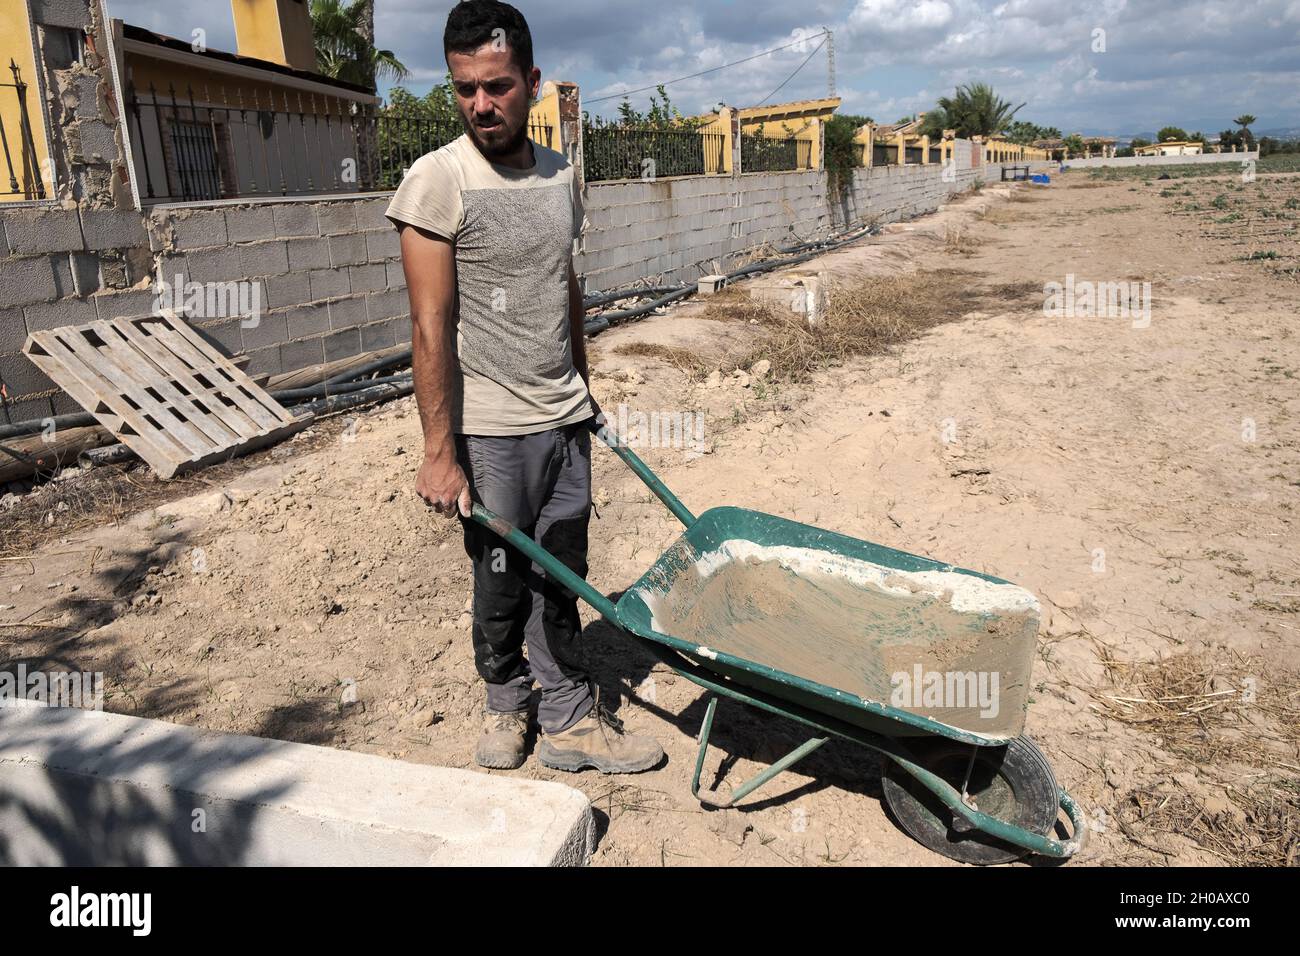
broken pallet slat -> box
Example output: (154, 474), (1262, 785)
(22, 310), (308, 479)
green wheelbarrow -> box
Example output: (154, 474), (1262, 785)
(470, 419), (1089, 865)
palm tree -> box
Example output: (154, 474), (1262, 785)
(311, 0), (408, 91)
(935, 83), (1025, 139)
(919, 107), (949, 139)
(1234, 114), (1257, 145)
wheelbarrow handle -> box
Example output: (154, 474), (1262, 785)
(470, 503), (620, 621)
(588, 414), (696, 527)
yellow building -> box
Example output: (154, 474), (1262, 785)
(1135, 140), (1204, 156)
(111, 0), (562, 202)
(0, 0), (55, 202)
(690, 97), (838, 173)
(116, 6), (378, 203)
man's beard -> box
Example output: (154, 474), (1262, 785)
(463, 110), (530, 160)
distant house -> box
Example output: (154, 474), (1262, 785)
(1032, 136), (1116, 161)
(117, 0), (380, 203)
(1135, 140), (1204, 157)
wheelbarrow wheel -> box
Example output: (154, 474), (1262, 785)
(881, 735), (1059, 865)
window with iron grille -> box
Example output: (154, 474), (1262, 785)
(168, 120), (222, 201)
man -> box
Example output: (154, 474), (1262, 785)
(386, 0), (662, 774)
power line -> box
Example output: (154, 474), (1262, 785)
(754, 34), (827, 107)
(585, 30), (831, 105)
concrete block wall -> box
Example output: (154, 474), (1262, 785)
(148, 196), (408, 383)
(0, 205), (157, 420)
(576, 169), (832, 291)
(1061, 150), (1258, 169)
(575, 139), (1032, 294)
(0, 194), (408, 422)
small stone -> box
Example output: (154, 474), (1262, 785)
(708, 809), (752, 846)
(406, 707), (438, 728)
(750, 359), (771, 379)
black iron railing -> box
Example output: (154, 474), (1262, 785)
(124, 81), (554, 202)
(1, 60), (46, 200)
(582, 125), (726, 182)
(740, 133), (799, 172)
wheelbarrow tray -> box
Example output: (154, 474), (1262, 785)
(614, 506), (1041, 746)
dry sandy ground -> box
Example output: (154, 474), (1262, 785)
(4, 171), (1298, 866)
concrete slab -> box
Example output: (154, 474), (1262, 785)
(0, 700), (594, 866)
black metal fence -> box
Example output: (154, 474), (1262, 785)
(1, 60), (46, 200)
(740, 133), (800, 172)
(582, 125), (726, 182)
(124, 81), (554, 203)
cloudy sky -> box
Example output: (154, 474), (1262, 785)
(106, 0), (1300, 136)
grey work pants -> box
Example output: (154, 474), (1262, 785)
(455, 418), (595, 733)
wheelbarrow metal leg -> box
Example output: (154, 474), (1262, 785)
(691, 695), (830, 808)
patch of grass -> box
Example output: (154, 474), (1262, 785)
(1083, 153), (1300, 181)
(1094, 649), (1300, 864)
(697, 269), (1020, 383)
(1117, 783), (1299, 866)
(610, 341), (709, 380)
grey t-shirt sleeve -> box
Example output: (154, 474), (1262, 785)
(385, 150), (463, 239)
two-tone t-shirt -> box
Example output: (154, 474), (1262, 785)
(385, 133), (592, 435)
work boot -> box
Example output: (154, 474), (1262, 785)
(474, 708), (529, 770)
(537, 688), (663, 774)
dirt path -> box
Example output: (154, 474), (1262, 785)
(5, 172), (1298, 866)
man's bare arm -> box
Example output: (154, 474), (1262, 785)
(400, 223), (471, 518)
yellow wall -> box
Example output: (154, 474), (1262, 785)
(528, 85), (559, 150)
(0, 0), (53, 202)
(124, 53), (359, 115)
(231, 0), (317, 73)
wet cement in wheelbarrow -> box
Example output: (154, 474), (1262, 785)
(639, 541), (1040, 738)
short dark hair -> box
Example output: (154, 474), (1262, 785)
(444, 1), (534, 79)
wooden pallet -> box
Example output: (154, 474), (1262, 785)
(23, 309), (309, 478)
